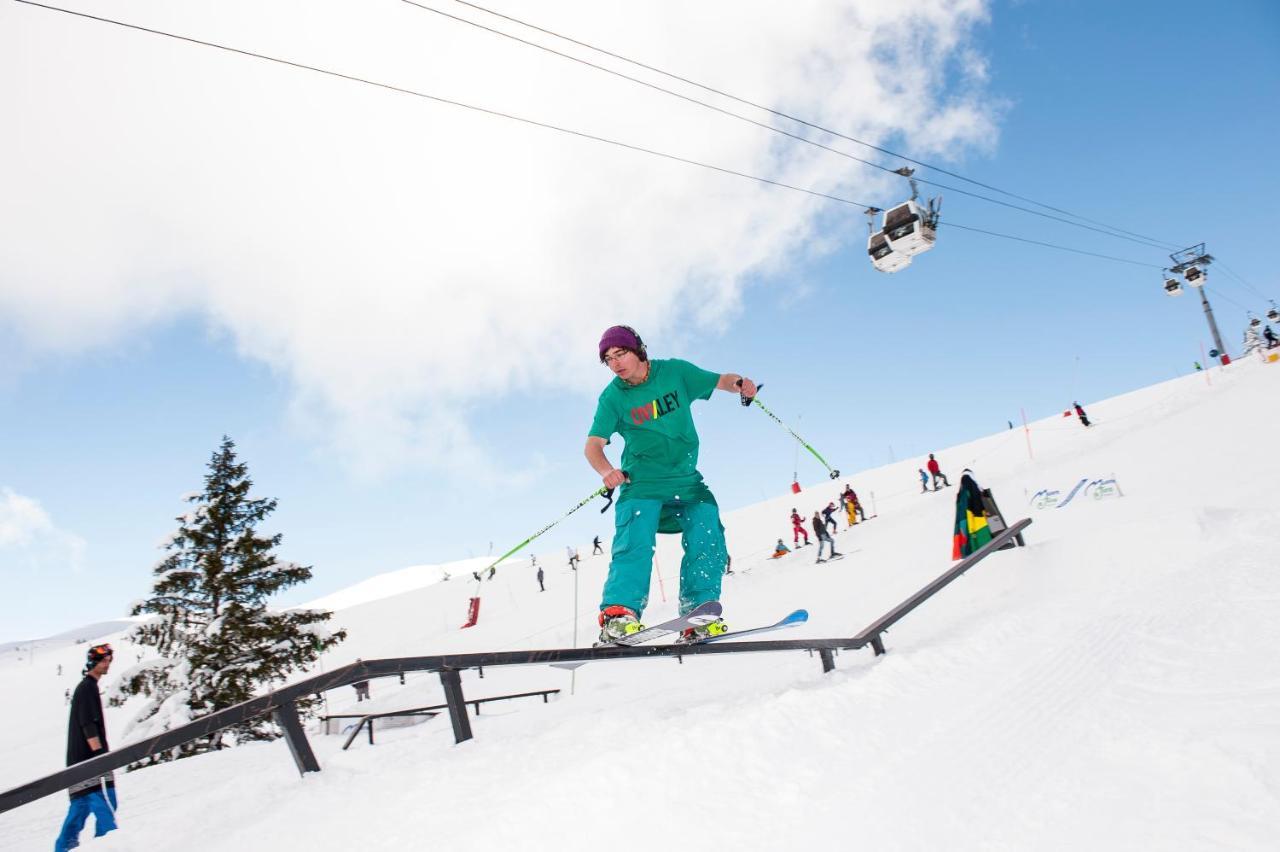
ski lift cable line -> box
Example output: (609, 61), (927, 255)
(1214, 260), (1273, 301)
(401, 0), (1177, 253)
(941, 221), (1163, 268)
(442, 0), (1185, 251)
(10, 0), (876, 210)
(13, 1), (1169, 273)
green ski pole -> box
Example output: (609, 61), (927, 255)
(748, 391), (841, 480)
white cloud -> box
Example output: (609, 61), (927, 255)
(0, 487), (86, 572)
(1, 0), (999, 475)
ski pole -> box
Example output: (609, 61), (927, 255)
(748, 391), (841, 480)
(472, 478), (622, 590)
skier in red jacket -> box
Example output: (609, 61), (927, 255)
(790, 509), (810, 546)
(926, 454), (951, 490)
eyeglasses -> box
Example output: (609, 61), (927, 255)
(603, 350), (632, 366)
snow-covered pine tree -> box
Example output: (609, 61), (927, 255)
(114, 436), (345, 762)
(1243, 325), (1262, 356)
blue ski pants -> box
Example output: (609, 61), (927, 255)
(55, 786), (117, 851)
(601, 498), (726, 617)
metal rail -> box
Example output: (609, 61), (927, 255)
(0, 517), (1030, 815)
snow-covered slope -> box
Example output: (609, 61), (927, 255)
(3, 358), (1278, 851)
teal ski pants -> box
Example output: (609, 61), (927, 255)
(601, 498), (726, 618)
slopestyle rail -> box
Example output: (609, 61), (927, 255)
(0, 518), (1031, 815)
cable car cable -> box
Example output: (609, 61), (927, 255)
(940, 222), (1163, 268)
(400, 0), (1176, 253)
(436, 0), (1184, 251)
(12, 1), (1172, 276)
(1214, 261), (1273, 301)
(11, 0), (877, 211)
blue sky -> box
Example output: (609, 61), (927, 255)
(2, 0), (1277, 640)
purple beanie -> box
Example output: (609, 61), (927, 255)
(598, 325), (642, 360)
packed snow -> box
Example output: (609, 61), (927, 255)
(2, 356), (1278, 850)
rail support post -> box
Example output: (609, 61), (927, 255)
(819, 649), (836, 673)
(275, 699), (321, 776)
(439, 669), (473, 744)
(870, 634), (886, 656)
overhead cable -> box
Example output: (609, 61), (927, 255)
(12, 0), (1164, 274)
(399, 0), (1175, 253)
(437, 0), (1184, 251)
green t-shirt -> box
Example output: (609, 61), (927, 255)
(589, 358), (721, 506)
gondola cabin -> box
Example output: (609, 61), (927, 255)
(1163, 278), (1184, 296)
(868, 230), (911, 273)
(881, 200), (936, 257)
(1183, 265), (1205, 287)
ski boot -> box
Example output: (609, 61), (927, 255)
(596, 605), (643, 644)
(676, 618), (729, 644)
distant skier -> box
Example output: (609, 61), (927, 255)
(812, 511), (841, 563)
(1073, 401), (1091, 427)
(952, 469), (994, 560)
(927, 454), (951, 490)
(57, 663), (62, 676)
(724, 554), (733, 575)
(1265, 326), (1279, 349)
(353, 680), (371, 702)
(844, 485), (867, 522)
(771, 539), (790, 559)
(1193, 361), (1203, 371)
(592, 536), (604, 555)
(790, 508), (810, 546)
(821, 502), (839, 534)
(567, 546), (580, 570)
(487, 565), (497, 580)
(844, 495), (858, 527)
(56, 644), (118, 852)
(536, 564), (545, 592)
(919, 468), (930, 493)
(64, 688), (70, 705)
(585, 325), (755, 643)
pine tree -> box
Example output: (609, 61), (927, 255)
(114, 436), (346, 761)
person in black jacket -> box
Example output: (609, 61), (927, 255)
(55, 643), (118, 851)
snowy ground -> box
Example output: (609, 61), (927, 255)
(3, 356), (1279, 850)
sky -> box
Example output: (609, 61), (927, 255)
(2, 0), (1278, 640)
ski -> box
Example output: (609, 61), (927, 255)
(690, 609), (808, 644)
(600, 601), (723, 647)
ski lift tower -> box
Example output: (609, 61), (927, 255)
(1169, 243), (1230, 365)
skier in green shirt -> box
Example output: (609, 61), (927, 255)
(586, 325), (757, 643)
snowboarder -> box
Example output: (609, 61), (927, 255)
(927, 454), (951, 490)
(566, 545), (580, 570)
(592, 536), (604, 555)
(536, 564), (545, 592)
(812, 511), (840, 563)
(1073, 401), (1091, 427)
(919, 468), (930, 493)
(821, 502), (839, 534)
(586, 326), (755, 643)
(790, 508), (810, 546)
(952, 469), (994, 560)
(55, 643), (118, 852)
(771, 539), (790, 559)
(1265, 326), (1279, 349)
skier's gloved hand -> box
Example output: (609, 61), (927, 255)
(736, 378), (760, 406)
